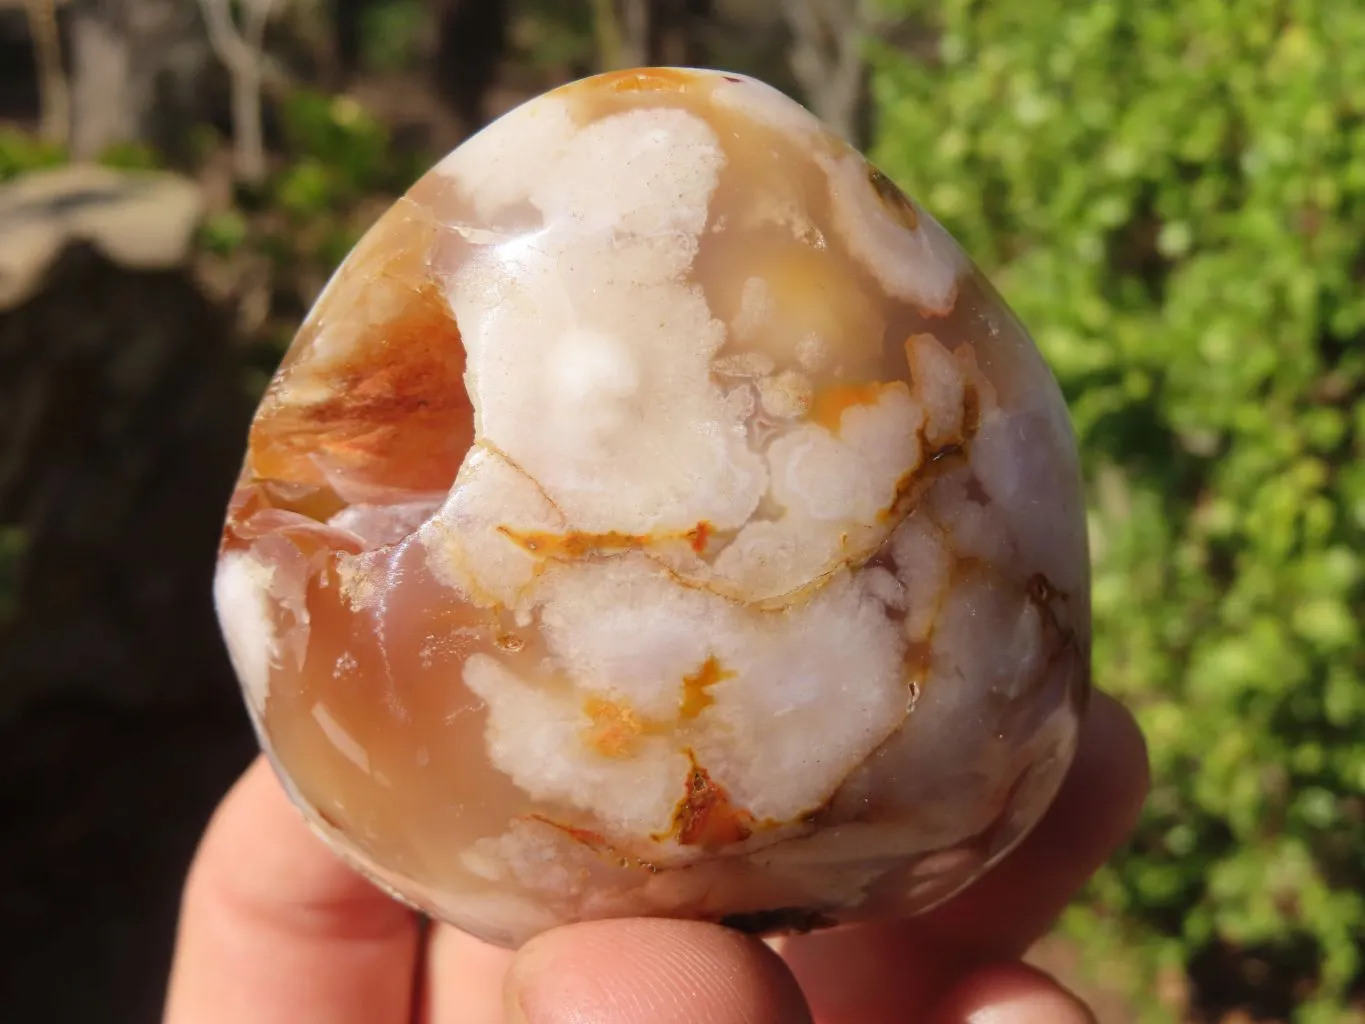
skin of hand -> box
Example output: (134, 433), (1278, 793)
(163, 690), (1147, 1024)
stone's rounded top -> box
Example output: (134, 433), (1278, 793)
(241, 66), (1049, 585)
(217, 68), (1090, 950)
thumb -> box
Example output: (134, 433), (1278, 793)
(503, 918), (812, 1024)
(929, 964), (1096, 1024)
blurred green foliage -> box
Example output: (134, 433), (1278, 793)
(510, 0), (596, 71)
(236, 88), (431, 369)
(358, 0), (427, 72)
(0, 129), (165, 181)
(96, 140), (160, 172)
(871, 1), (1364, 1020)
(0, 126), (65, 181)
(275, 89), (415, 213)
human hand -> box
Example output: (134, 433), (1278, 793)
(163, 690), (1146, 1024)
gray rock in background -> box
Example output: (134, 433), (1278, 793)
(0, 164), (203, 310)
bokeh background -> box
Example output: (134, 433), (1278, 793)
(1, 1), (1361, 1021)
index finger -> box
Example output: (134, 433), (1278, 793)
(162, 756), (421, 1024)
(778, 689), (1149, 1023)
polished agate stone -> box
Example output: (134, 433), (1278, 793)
(214, 67), (1090, 948)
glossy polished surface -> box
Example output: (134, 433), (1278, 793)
(215, 67), (1091, 948)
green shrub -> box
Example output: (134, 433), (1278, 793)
(511, 0), (596, 71)
(277, 90), (401, 210)
(870, 1), (1364, 1020)
(358, 0), (427, 73)
(0, 127), (65, 182)
(97, 140), (159, 171)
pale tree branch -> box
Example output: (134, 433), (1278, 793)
(620, 0), (650, 68)
(196, 0), (278, 184)
(592, 0), (651, 71)
(782, 0), (880, 144)
(24, 0), (70, 146)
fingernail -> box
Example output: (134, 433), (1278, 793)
(961, 988), (1097, 1024)
(930, 964), (1099, 1024)
(503, 936), (558, 1024)
(502, 955), (533, 1024)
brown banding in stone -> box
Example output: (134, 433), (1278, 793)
(867, 166), (919, 230)
(498, 527), (647, 559)
(498, 522), (725, 562)
(1020, 572), (1091, 707)
(960, 381), (982, 440)
(526, 813), (609, 850)
(524, 814), (661, 873)
(902, 639), (933, 692)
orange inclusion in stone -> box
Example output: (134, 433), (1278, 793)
(597, 67), (698, 93)
(499, 522), (718, 559)
(526, 814), (611, 851)
(809, 381), (903, 434)
(498, 528), (647, 559)
(248, 281), (471, 494)
(657, 754), (755, 849)
(679, 656), (732, 720)
(685, 520), (714, 553)
(583, 698), (647, 759)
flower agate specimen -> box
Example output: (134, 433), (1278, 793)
(214, 67), (1090, 948)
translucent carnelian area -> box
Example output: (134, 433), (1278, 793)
(247, 280), (472, 497)
(265, 544), (520, 873)
(593, 67), (701, 93)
